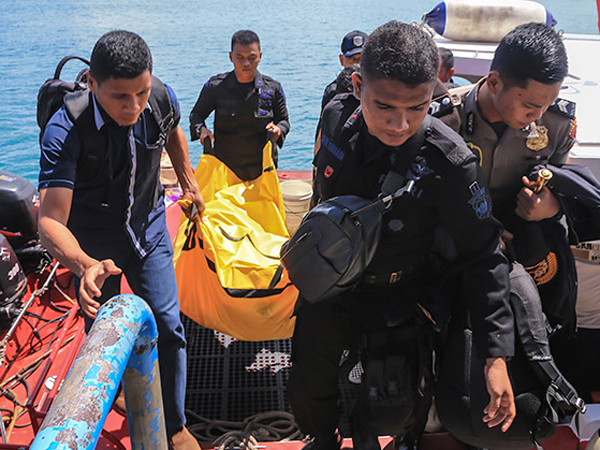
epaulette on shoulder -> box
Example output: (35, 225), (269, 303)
(209, 72), (229, 84)
(426, 121), (473, 166)
(549, 98), (576, 119)
(447, 84), (472, 106)
(428, 93), (454, 118)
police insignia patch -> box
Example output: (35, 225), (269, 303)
(467, 181), (491, 219)
(526, 125), (549, 151)
(525, 252), (558, 285)
(324, 165), (334, 178)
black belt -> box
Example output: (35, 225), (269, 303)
(362, 270), (407, 285)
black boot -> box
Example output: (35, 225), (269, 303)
(352, 430), (381, 450)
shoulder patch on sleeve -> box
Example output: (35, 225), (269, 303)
(448, 85), (471, 106)
(467, 181), (492, 219)
(549, 98), (576, 119)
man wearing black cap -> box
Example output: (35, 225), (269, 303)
(320, 30), (368, 111)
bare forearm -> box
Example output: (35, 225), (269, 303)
(39, 216), (97, 278)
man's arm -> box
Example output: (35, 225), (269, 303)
(436, 147), (515, 430)
(268, 84), (290, 147)
(483, 357), (516, 432)
(38, 187), (121, 318)
(165, 125), (205, 217)
(515, 117), (575, 221)
(189, 80), (216, 143)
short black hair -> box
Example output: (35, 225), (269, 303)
(491, 22), (568, 88)
(360, 21), (439, 86)
(438, 47), (454, 71)
(231, 30), (260, 51)
(335, 64), (360, 94)
(90, 30), (152, 84)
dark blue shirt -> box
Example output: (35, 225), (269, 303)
(39, 82), (181, 258)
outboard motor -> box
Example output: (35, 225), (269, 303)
(0, 234), (27, 324)
(0, 170), (47, 273)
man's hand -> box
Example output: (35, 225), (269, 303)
(199, 126), (214, 145)
(78, 259), (122, 319)
(515, 176), (561, 221)
(483, 357), (516, 432)
(177, 194), (205, 222)
(266, 122), (282, 142)
(165, 125), (206, 218)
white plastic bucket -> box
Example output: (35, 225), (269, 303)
(280, 180), (312, 234)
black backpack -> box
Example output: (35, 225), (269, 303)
(436, 262), (585, 449)
(37, 55), (175, 180)
(37, 55), (90, 142)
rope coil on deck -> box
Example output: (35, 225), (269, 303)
(186, 410), (302, 450)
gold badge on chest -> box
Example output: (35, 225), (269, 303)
(526, 125), (549, 151)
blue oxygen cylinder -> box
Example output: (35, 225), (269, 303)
(424, 0), (557, 42)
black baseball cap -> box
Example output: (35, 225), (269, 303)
(341, 30), (368, 57)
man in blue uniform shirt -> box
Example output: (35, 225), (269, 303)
(38, 30), (204, 449)
(189, 30), (290, 181)
(288, 21), (515, 450)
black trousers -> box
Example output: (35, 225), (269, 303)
(287, 283), (424, 438)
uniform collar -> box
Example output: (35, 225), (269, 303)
(91, 94), (106, 131)
(226, 70), (264, 88)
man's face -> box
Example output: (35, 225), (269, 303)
(438, 65), (454, 84)
(340, 53), (361, 67)
(88, 71), (152, 126)
(353, 73), (435, 147)
(230, 42), (262, 83)
(488, 73), (562, 129)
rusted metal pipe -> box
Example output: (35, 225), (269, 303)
(29, 294), (167, 449)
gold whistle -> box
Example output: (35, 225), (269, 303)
(533, 168), (553, 194)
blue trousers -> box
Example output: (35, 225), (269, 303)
(75, 230), (187, 430)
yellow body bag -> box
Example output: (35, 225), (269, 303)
(173, 142), (298, 341)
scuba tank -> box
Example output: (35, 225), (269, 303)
(423, 0), (557, 42)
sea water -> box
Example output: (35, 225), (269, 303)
(0, 0), (598, 184)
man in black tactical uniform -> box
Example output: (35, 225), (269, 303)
(189, 30), (290, 181)
(287, 21), (516, 450)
